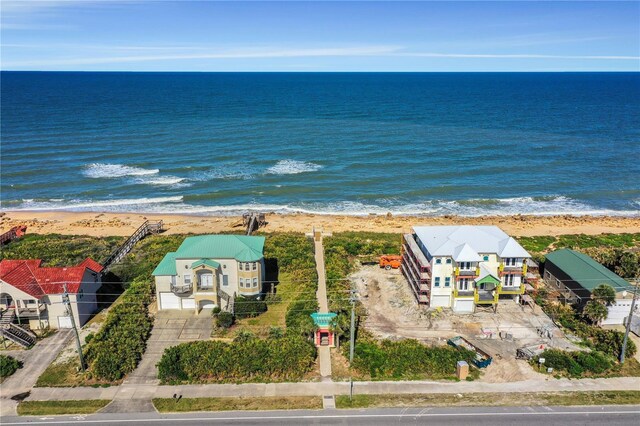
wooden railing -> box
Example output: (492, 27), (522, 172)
(102, 220), (164, 272)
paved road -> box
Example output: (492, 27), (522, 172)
(0, 330), (73, 417)
(2, 405), (639, 425)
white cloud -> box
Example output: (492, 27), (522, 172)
(1, 45), (403, 67)
(401, 52), (640, 60)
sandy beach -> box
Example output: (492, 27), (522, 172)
(1, 210), (639, 238)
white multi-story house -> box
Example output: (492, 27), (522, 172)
(152, 235), (265, 314)
(401, 225), (531, 313)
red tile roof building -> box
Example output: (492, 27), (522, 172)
(0, 258), (103, 298)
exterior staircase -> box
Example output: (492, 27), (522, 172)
(0, 309), (37, 348)
(102, 220), (164, 273)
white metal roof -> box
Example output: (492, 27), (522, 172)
(412, 225), (531, 259)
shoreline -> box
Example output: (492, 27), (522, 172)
(2, 210), (640, 238)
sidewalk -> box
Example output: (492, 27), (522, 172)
(24, 376), (640, 402)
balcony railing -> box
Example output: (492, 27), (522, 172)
(15, 304), (46, 318)
(453, 288), (474, 298)
(498, 285), (525, 295)
(171, 284), (192, 295)
(498, 263), (527, 276)
(454, 266), (480, 277)
(474, 288), (499, 304)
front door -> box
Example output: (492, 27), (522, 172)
(200, 273), (213, 289)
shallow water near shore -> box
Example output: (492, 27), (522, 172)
(2, 72), (639, 216)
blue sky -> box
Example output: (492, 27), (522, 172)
(1, 1), (639, 71)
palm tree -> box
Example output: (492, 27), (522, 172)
(582, 300), (608, 325)
(592, 284), (616, 306)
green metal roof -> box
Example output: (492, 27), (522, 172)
(176, 235), (264, 262)
(152, 252), (177, 276)
(311, 312), (337, 328)
(545, 249), (632, 292)
(191, 258), (221, 269)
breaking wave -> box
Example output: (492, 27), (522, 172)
(265, 160), (323, 175)
(83, 163), (159, 178)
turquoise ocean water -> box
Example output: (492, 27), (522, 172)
(1, 72), (639, 216)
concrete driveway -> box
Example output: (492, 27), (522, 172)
(123, 311), (212, 385)
(0, 329), (73, 416)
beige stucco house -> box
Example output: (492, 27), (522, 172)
(152, 235), (265, 314)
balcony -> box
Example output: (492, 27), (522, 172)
(418, 294), (429, 304)
(499, 285), (525, 295)
(454, 266), (480, 277)
(15, 303), (46, 319)
(474, 289), (499, 304)
(453, 288), (474, 298)
(419, 283), (430, 292)
(499, 263), (527, 276)
(171, 284), (192, 295)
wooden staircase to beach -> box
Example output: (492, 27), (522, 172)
(0, 225), (27, 245)
(102, 220), (164, 273)
(242, 213), (266, 236)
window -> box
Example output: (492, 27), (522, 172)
(434, 277), (440, 287)
(460, 262), (471, 269)
(222, 275), (229, 286)
(459, 279), (469, 291)
(545, 270), (551, 280)
(483, 255), (489, 261)
(184, 274), (192, 284)
(239, 278), (244, 288)
(252, 262), (257, 271)
(504, 275), (514, 286)
(239, 263), (243, 271)
(26, 299), (36, 304)
(170, 276), (177, 286)
(445, 277), (450, 287)
(556, 279), (561, 288)
(245, 262), (250, 271)
(435, 258), (442, 264)
(446, 258), (452, 264)
(253, 278), (258, 288)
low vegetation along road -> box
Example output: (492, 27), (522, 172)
(2, 406), (640, 425)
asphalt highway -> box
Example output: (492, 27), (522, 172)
(2, 405), (639, 425)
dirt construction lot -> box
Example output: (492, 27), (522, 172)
(352, 265), (582, 383)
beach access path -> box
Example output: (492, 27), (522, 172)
(312, 228), (332, 380)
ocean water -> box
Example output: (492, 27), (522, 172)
(1, 72), (639, 216)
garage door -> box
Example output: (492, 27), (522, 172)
(453, 299), (474, 313)
(431, 295), (451, 308)
(181, 298), (196, 310)
(58, 316), (73, 329)
(160, 292), (181, 310)
(199, 300), (216, 309)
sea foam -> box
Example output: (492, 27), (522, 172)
(266, 160), (323, 175)
(84, 163), (159, 178)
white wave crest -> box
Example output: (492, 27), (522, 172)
(84, 163), (159, 178)
(266, 160), (323, 175)
(8, 196), (184, 211)
(134, 176), (188, 186)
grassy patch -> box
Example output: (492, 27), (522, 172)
(153, 396), (322, 412)
(0, 234), (123, 266)
(515, 233), (640, 255)
(335, 391), (640, 409)
(17, 400), (110, 416)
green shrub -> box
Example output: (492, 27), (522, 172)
(157, 335), (316, 383)
(535, 349), (615, 378)
(234, 296), (267, 319)
(84, 277), (154, 381)
(216, 312), (234, 329)
(349, 338), (476, 380)
(211, 306), (221, 315)
(0, 355), (21, 379)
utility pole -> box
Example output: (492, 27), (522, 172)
(349, 284), (357, 401)
(63, 284), (86, 372)
(620, 279), (639, 364)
